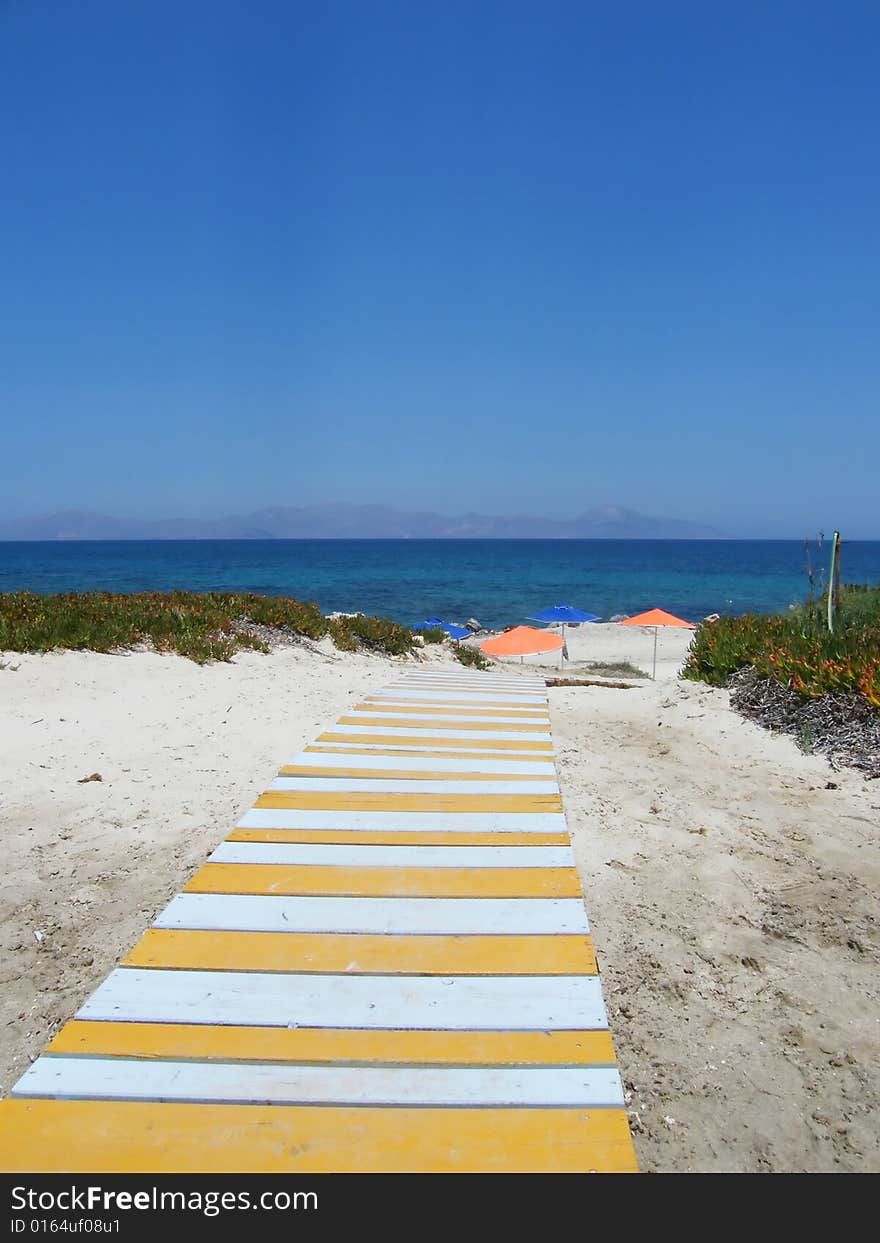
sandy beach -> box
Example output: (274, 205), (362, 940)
(468, 618), (695, 680)
(2, 628), (878, 1171)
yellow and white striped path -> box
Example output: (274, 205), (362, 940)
(0, 668), (638, 1173)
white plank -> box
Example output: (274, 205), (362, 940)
(325, 725), (552, 741)
(309, 741), (554, 758)
(237, 810), (567, 832)
(393, 672), (546, 682)
(345, 710), (550, 726)
(399, 679), (546, 688)
(392, 686), (541, 696)
(15, 1058), (623, 1107)
(155, 893), (589, 934)
(367, 709), (550, 720)
(210, 842), (576, 868)
(287, 751), (558, 776)
(365, 696), (546, 706)
(392, 682), (546, 693)
(397, 670), (545, 681)
(77, 969), (607, 1029)
(267, 778), (559, 795)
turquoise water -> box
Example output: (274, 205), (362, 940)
(1, 539), (879, 630)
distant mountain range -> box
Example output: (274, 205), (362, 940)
(0, 504), (723, 541)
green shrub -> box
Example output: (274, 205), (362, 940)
(579, 660), (649, 679)
(415, 626), (446, 644)
(326, 617), (357, 651)
(454, 644), (490, 670)
(332, 613), (414, 655)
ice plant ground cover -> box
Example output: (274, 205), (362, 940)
(683, 585), (880, 709)
(0, 590), (415, 663)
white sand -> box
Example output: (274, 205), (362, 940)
(2, 633), (878, 1171)
(0, 640), (410, 1097)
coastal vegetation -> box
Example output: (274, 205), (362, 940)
(683, 584), (880, 776)
(579, 659), (649, 679)
(454, 644), (491, 670)
(415, 626), (447, 644)
(0, 591), (415, 663)
(325, 611), (414, 656)
(682, 585), (880, 707)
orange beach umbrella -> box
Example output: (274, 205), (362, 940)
(480, 625), (564, 665)
(618, 608), (696, 680)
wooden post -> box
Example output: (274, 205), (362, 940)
(827, 532), (841, 633)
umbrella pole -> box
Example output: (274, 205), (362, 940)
(652, 627), (658, 680)
(560, 622), (565, 670)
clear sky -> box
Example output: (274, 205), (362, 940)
(1, 1), (878, 536)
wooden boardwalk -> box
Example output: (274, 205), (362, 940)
(0, 668), (638, 1172)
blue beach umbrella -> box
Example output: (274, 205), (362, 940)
(413, 618), (471, 640)
(527, 604), (601, 625)
(527, 603), (600, 667)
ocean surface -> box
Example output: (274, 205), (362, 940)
(1, 540), (879, 630)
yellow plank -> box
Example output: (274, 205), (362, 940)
(184, 862), (582, 898)
(357, 703), (550, 719)
(0, 1100), (639, 1172)
(253, 791), (562, 812)
(123, 929), (596, 974)
(278, 765), (556, 782)
(305, 743), (555, 761)
(314, 730), (549, 750)
(338, 715), (550, 732)
(47, 1022), (617, 1066)
(228, 828), (571, 846)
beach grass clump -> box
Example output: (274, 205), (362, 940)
(331, 612), (414, 656)
(682, 585), (880, 709)
(415, 626), (447, 644)
(580, 660), (649, 679)
(326, 617), (359, 651)
(0, 591), (414, 664)
(454, 644), (490, 670)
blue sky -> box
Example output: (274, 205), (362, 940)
(1, 1), (878, 536)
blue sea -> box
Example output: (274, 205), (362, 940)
(1, 540), (879, 630)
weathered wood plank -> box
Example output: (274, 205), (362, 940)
(77, 968), (608, 1029)
(123, 929), (596, 974)
(237, 810), (568, 832)
(0, 1100), (638, 1173)
(253, 791), (563, 812)
(209, 842), (575, 867)
(285, 749), (557, 774)
(154, 893), (590, 934)
(228, 828), (572, 846)
(268, 777), (560, 794)
(14, 1057), (625, 1108)
(336, 716), (553, 734)
(46, 1022), (617, 1065)
(184, 862), (583, 898)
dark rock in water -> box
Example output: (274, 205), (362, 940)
(729, 668), (880, 779)
(465, 618), (482, 632)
